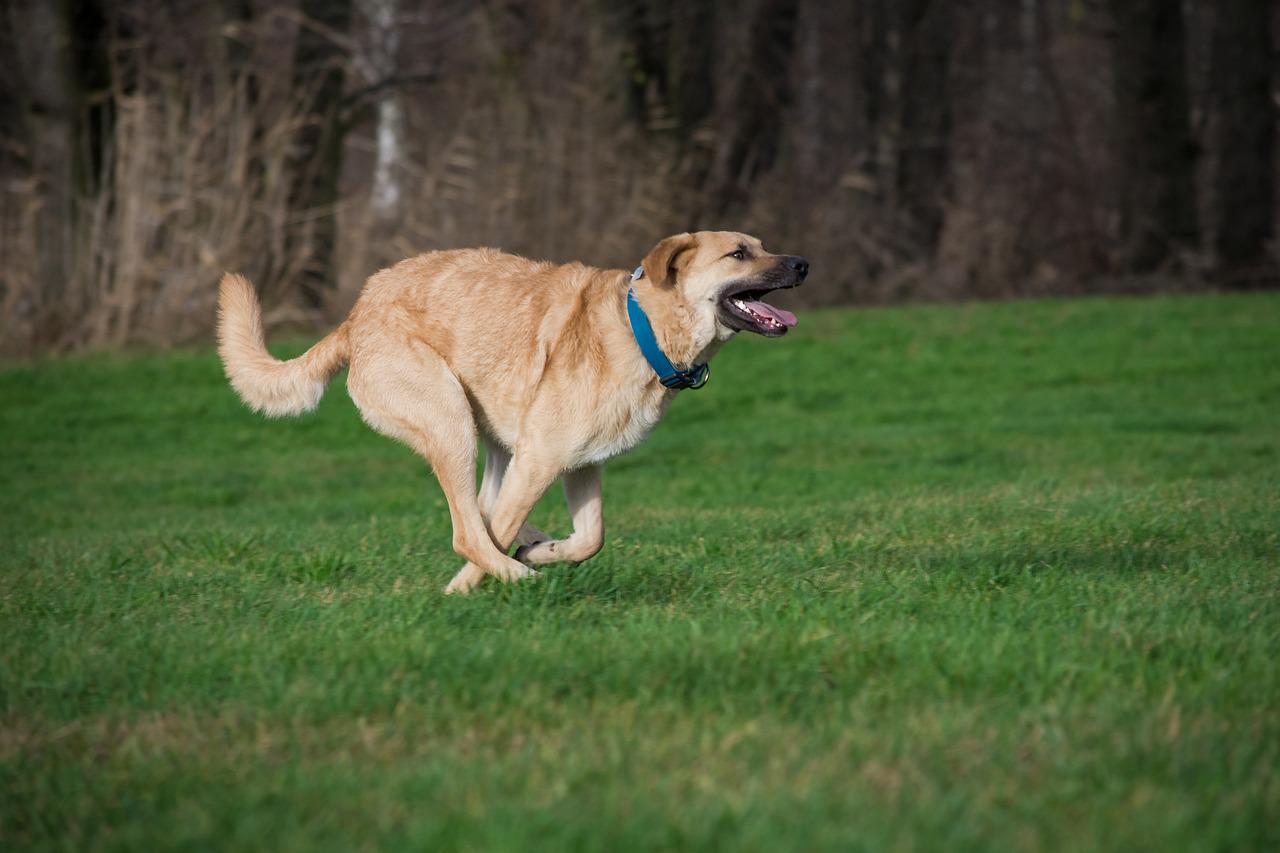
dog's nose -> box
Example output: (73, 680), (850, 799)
(786, 256), (809, 280)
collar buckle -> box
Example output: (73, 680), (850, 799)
(661, 363), (710, 390)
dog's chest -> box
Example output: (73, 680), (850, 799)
(576, 388), (671, 466)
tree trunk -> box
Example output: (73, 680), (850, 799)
(361, 0), (406, 225)
(618, 0), (715, 134)
(1110, 0), (1198, 272)
(706, 0), (800, 217)
(287, 0), (353, 310)
(9, 0), (111, 339)
(12, 0), (77, 325)
(1209, 0), (1275, 288)
(861, 0), (891, 181)
(895, 0), (953, 253)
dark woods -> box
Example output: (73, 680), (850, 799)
(1, 0), (1276, 353)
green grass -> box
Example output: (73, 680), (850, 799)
(2, 293), (1278, 851)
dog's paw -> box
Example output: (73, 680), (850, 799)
(498, 563), (539, 583)
(443, 577), (475, 595)
(444, 563), (485, 595)
(513, 541), (547, 565)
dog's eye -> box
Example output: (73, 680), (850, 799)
(728, 250), (745, 260)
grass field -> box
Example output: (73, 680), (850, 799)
(2, 293), (1278, 851)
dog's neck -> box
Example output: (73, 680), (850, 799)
(620, 274), (720, 374)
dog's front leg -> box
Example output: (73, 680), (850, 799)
(479, 436), (551, 547)
(514, 465), (603, 566)
(446, 451), (561, 593)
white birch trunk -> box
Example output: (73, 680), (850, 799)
(361, 0), (404, 221)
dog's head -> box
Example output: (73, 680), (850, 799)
(636, 231), (808, 346)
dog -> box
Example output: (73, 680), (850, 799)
(217, 231), (808, 593)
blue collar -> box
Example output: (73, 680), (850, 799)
(626, 266), (709, 390)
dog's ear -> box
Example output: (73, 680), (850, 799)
(640, 233), (697, 288)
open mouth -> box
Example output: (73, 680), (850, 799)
(718, 284), (799, 337)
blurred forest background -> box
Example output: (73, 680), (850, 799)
(1, 0), (1276, 354)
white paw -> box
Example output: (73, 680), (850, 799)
(444, 564), (485, 594)
(501, 564), (540, 583)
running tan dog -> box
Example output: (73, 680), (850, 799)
(218, 231), (808, 593)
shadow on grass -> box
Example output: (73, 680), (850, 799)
(459, 524), (1274, 611)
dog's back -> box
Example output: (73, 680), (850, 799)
(345, 249), (626, 431)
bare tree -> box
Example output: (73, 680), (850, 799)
(359, 0), (407, 225)
(8, 1), (80, 332)
(2, 0), (1276, 355)
(1209, 0), (1276, 287)
(287, 0), (354, 310)
(1110, 0), (1198, 272)
(704, 0), (800, 217)
(618, 0), (715, 135)
(896, 0), (954, 252)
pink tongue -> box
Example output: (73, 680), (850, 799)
(743, 299), (798, 327)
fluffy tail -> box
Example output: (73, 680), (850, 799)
(217, 273), (350, 417)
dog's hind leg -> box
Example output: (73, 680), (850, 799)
(479, 435), (550, 547)
(514, 465), (603, 566)
(347, 341), (535, 593)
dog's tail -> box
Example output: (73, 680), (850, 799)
(216, 273), (350, 417)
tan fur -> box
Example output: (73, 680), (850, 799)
(217, 231), (802, 593)
(217, 274), (350, 417)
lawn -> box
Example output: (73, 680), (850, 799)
(2, 292), (1278, 851)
